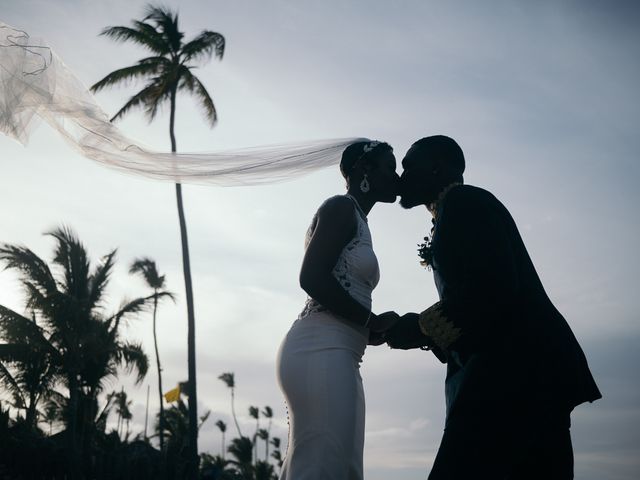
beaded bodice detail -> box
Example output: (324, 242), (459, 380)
(299, 195), (380, 319)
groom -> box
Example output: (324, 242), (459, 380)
(384, 136), (601, 479)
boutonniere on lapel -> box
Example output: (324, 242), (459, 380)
(418, 182), (461, 270)
(417, 219), (436, 270)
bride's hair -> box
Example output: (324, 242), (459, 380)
(340, 140), (392, 183)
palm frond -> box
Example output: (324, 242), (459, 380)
(218, 372), (235, 388)
(0, 357), (26, 408)
(142, 76), (175, 122)
(181, 31), (225, 63)
(109, 81), (163, 122)
(0, 244), (58, 297)
(116, 341), (149, 384)
(0, 306), (47, 347)
(99, 25), (168, 55)
(249, 406), (259, 419)
(129, 257), (163, 289)
(87, 250), (117, 312)
(95, 391), (116, 430)
(179, 68), (218, 126)
(106, 294), (155, 335)
(0, 343), (33, 364)
(143, 5), (183, 53)
(46, 226), (90, 300)
(90, 60), (166, 93)
(198, 410), (210, 430)
(154, 291), (176, 304)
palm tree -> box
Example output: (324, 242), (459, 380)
(249, 405), (260, 464)
(114, 389), (133, 439)
(91, 6), (225, 477)
(261, 406), (273, 459)
(256, 428), (269, 461)
(0, 226), (154, 479)
(42, 402), (58, 435)
(254, 460), (276, 480)
(218, 372), (242, 437)
(123, 408), (133, 439)
(0, 310), (58, 431)
(270, 437), (283, 471)
(215, 419), (227, 459)
(156, 397), (211, 479)
(129, 257), (174, 451)
(226, 436), (253, 478)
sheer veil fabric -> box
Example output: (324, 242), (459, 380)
(0, 22), (365, 186)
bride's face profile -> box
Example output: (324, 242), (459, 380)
(366, 150), (400, 203)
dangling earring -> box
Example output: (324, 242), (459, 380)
(360, 174), (370, 193)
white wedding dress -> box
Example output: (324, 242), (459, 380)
(276, 195), (380, 480)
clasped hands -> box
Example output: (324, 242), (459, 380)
(368, 311), (431, 349)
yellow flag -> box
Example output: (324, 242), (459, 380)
(164, 385), (180, 403)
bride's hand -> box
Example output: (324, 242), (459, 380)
(369, 311), (400, 333)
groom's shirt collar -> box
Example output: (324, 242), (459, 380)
(428, 182), (463, 219)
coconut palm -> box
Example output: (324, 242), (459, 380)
(249, 405), (260, 463)
(156, 397), (211, 479)
(254, 460), (276, 480)
(0, 226), (154, 479)
(91, 6), (225, 476)
(256, 428), (269, 461)
(227, 436), (253, 478)
(129, 257), (175, 451)
(218, 372), (242, 437)
(42, 401), (58, 435)
(114, 389), (133, 439)
(261, 406), (273, 459)
(0, 311), (58, 431)
(270, 437), (283, 471)
(215, 419), (227, 459)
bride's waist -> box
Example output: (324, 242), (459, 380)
(287, 310), (369, 349)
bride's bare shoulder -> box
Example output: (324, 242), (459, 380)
(316, 195), (354, 218)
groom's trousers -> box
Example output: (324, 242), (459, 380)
(428, 404), (574, 480)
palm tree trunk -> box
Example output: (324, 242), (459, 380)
(231, 389), (242, 438)
(26, 392), (37, 431)
(266, 419), (272, 460)
(253, 421), (259, 465)
(221, 431), (225, 459)
(153, 293), (165, 452)
(170, 84), (199, 480)
(67, 375), (83, 480)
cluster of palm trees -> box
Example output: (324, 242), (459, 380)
(0, 227), (164, 478)
(0, 227), (285, 479)
(1, 4), (287, 479)
(213, 373), (284, 479)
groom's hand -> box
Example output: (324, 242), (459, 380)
(368, 311), (400, 346)
(385, 313), (431, 350)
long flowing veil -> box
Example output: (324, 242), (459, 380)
(0, 22), (365, 186)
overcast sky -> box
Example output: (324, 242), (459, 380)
(1, 1), (639, 478)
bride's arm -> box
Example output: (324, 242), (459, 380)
(299, 196), (375, 327)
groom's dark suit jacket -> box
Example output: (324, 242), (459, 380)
(428, 184), (601, 425)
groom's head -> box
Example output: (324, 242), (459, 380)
(399, 135), (465, 209)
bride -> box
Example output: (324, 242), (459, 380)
(276, 140), (401, 479)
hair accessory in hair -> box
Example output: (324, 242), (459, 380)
(362, 140), (380, 154)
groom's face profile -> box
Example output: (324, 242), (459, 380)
(399, 145), (441, 209)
